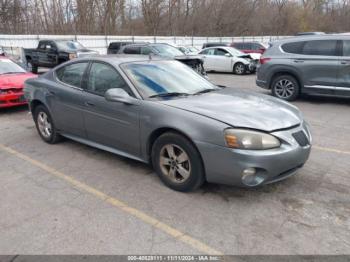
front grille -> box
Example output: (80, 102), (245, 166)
(292, 131), (309, 146)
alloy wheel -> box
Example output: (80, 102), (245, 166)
(235, 64), (245, 74)
(159, 144), (191, 184)
(37, 111), (52, 138)
(274, 79), (295, 99)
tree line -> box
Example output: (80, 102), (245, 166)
(1, 0), (350, 36)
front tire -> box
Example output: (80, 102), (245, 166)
(233, 62), (246, 75)
(152, 132), (205, 192)
(27, 60), (38, 74)
(271, 74), (300, 101)
(34, 105), (61, 144)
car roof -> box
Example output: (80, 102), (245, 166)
(201, 46), (235, 50)
(273, 34), (350, 44)
(233, 41), (261, 44)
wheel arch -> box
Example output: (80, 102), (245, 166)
(29, 99), (53, 121)
(146, 127), (206, 180)
(30, 99), (45, 113)
(269, 71), (302, 93)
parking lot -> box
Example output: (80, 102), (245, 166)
(0, 73), (349, 255)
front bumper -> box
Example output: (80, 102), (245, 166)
(256, 79), (268, 89)
(0, 92), (27, 108)
(196, 124), (312, 187)
(244, 62), (257, 73)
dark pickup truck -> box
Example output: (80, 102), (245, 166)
(24, 40), (98, 73)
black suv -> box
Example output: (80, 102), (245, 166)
(118, 43), (206, 76)
(107, 41), (142, 54)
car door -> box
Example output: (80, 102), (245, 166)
(199, 48), (216, 71)
(297, 40), (340, 92)
(36, 41), (49, 66)
(213, 48), (233, 72)
(47, 41), (59, 67)
(336, 40), (350, 96)
(49, 62), (88, 137)
(81, 61), (140, 156)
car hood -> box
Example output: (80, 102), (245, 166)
(159, 88), (301, 132)
(237, 53), (260, 60)
(0, 73), (37, 89)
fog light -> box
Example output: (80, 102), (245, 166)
(242, 168), (265, 187)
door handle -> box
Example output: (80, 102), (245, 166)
(85, 101), (95, 107)
(293, 59), (304, 63)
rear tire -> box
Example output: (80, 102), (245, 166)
(152, 132), (205, 192)
(233, 62), (246, 75)
(271, 74), (300, 101)
(34, 105), (61, 144)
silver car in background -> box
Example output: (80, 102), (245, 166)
(24, 56), (311, 192)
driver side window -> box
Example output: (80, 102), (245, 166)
(86, 62), (132, 96)
(214, 48), (229, 56)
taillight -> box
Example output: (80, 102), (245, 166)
(259, 57), (271, 65)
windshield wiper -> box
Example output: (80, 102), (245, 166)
(149, 92), (190, 98)
(194, 88), (218, 95)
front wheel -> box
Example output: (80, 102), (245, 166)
(152, 132), (205, 192)
(34, 105), (61, 144)
(27, 60), (38, 74)
(271, 75), (300, 101)
(233, 62), (246, 75)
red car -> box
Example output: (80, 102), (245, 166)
(231, 42), (267, 54)
(0, 57), (36, 108)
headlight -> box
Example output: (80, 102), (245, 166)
(224, 129), (280, 150)
(69, 53), (77, 60)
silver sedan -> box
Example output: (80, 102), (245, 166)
(24, 56), (312, 192)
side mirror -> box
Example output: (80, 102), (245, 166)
(225, 53), (232, 57)
(105, 88), (136, 105)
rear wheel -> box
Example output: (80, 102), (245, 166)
(152, 132), (205, 192)
(271, 74), (300, 101)
(233, 62), (246, 75)
(34, 105), (61, 144)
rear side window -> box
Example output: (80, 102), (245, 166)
(281, 41), (305, 54)
(56, 62), (88, 88)
(343, 40), (350, 56)
(233, 43), (244, 49)
(302, 40), (337, 56)
(109, 43), (120, 49)
(141, 47), (152, 55)
(252, 43), (262, 50)
(123, 46), (141, 54)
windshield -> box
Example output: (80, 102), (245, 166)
(151, 44), (184, 57)
(56, 41), (85, 50)
(122, 60), (217, 99)
(0, 59), (26, 74)
(188, 47), (198, 52)
(226, 47), (245, 56)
